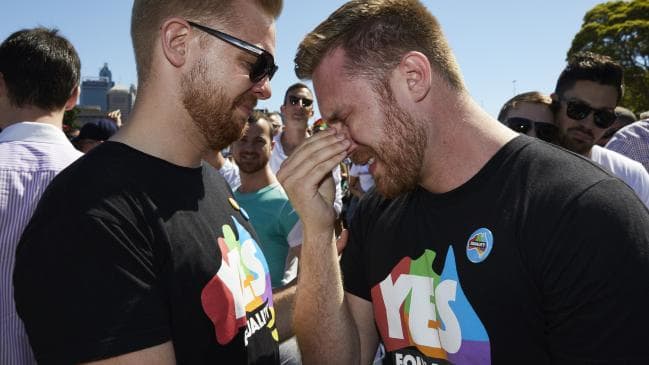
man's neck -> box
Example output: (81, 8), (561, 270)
(418, 95), (518, 194)
(238, 166), (278, 193)
(280, 122), (309, 156)
(0, 105), (64, 129)
(111, 89), (209, 168)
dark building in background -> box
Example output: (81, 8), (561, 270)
(78, 63), (136, 125)
(80, 63), (114, 112)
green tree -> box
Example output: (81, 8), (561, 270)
(63, 106), (80, 134)
(568, 0), (649, 113)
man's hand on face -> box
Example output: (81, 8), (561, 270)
(277, 128), (350, 234)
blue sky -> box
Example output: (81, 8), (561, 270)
(1, 0), (604, 118)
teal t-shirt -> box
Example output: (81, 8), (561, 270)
(234, 183), (301, 288)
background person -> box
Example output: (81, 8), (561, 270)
(13, 1), (284, 363)
(0, 27), (82, 365)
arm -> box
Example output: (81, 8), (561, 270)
(273, 281), (297, 342)
(81, 342), (175, 365)
(277, 129), (363, 364)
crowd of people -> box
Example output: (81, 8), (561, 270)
(1, 0), (648, 364)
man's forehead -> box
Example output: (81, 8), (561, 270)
(247, 119), (271, 137)
(563, 80), (618, 109)
(288, 87), (313, 98)
(223, 2), (277, 55)
(312, 48), (352, 119)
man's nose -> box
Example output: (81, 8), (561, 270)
(252, 77), (271, 100)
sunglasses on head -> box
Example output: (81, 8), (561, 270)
(560, 98), (616, 129)
(288, 95), (313, 107)
(505, 117), (559, 143)
(187, 21), (278, 83)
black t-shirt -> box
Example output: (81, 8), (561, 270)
(341, 136), (649, 364)
(14, 142), (279, 364)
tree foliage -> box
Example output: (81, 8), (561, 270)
(63, 106), (80, 133)
(568, 0), (649, 113)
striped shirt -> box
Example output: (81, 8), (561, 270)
(0, 122), (82, 364)
(606, 119), (649, 173)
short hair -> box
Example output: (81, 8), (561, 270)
(131, 0), (283, 87)
(497, 91), (552, 123)
(295, 0), (464, 92)
(282, 82), (312, 105)
(248, 110), (274, 140)
(0, 28), (80, 111)
(614, 106), (636, 126)
(554, 51), (624, 102)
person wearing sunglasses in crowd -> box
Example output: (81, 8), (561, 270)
(596, 106), (636, 147)
(552, 52), (649, 207)
(606, 116), (649, 173)
(276, 1), (649, 364)
(14, 1), (286, 364)
(497, 91), (559, 143)
(270, 83), (344, 217)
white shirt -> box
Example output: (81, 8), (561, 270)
(0, 122), (82, 365)
(270, 132), (343, 215)
(350, 163), (375, 192)
(590, 145), (649, 207)
(605, 120), (649, 172)
(218, 158), (241, 191)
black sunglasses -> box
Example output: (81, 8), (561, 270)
(187, 21), (278, 83)
(288, 95), (313, 107)
(560, 98), (616, 129)
(506, 117), (559, 143)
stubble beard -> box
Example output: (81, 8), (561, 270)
(556, 127), (593, 156)
(372, 88), (427, 199)
(181, 60), (252, 151)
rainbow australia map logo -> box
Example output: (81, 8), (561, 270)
(200, 218), (278, 346)
(371, 247), (491, 364)
(466, 228), (493, 264)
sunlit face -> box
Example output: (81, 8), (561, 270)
(232, 119), (273, 174)
(182, 3), (275, 151)
(280, 87), (314, 125)
(554, 80), (618, 156)
(313, 48), (426, 199)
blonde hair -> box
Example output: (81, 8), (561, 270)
(295, 0), (463, 91)
(131, 0), (282, 87)
(497, 91), (553, 123)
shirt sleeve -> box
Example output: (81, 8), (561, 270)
(14, 206), (170, 364)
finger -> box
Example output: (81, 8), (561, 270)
(280, 150), (345, 208)
(278, 144), (347, 185)
(277, 133), (349, 183)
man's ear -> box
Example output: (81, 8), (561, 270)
(160, 18), (192, 68)
(398, 51), (431, 102)
(64, 86), (80, 111)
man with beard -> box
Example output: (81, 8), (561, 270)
(14, 1), (285, 364)
(270, 83), (343, 216)
(233, 111), (303, 289)
(232, 111), (303, 365)
(276, 1), (649, 364)
(552, 52), (649, 207)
